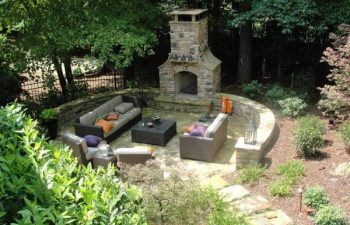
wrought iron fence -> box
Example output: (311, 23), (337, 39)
(20, 71), (159, 104)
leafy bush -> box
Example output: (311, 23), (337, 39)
(40, 108), (59, 121)
(269, 160), (306, 197)
(120, 162), (249, 225)
(297, 115), (326, 134)
(318, 24), (350, 120)
(268, 179), (294, 197)
(277, 160), (305, 182)
(293, 68), (316, 101)
(238, 163), (266, 185)
(265, 84), (296, 106)
(331, 162), (350, 178)
(242, 80), (264, 99)
(278, 97), (307, 117)
(294, 116), (325, 157)
(303, 186), (329, 210)
(0, 103), (145, 224)
(339, 122), (350, 151)
(314, 205), (348, 225)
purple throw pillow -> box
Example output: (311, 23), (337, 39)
(84, 135), (102, 147)
(189, 125), (208, 137)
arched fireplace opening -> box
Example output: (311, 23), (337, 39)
(175, 71), (198, 95)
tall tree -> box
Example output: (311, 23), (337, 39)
(0, 0), (160, 95)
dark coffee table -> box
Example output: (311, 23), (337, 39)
(131, 118), (177, 146)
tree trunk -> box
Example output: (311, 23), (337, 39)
(52, 56), (68, 95)
(63, 56), (74, 85)
(277, 42), (284, 83)
(237, 21), (253, 84)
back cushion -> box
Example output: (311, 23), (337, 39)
(79, 111), (98, 125)
(114, 102), (133, 114)
(109, 96), (123, 108)
(203, 114), (226, 138)
(95, 102), (111, 117)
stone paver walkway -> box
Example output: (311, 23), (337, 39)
(203, 176), (293, 225)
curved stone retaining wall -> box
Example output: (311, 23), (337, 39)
(213, 93), (276, 168)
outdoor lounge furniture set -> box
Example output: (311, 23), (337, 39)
(63, 94), (229, 168)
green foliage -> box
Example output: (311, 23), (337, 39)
(331, 162), (350, 178)
(120, 162), (249, 225)
(303, 186), (329, 210)
(40, 108), (59, 121)
(276, 160), (305, 182)
(265, 84), (296, 106)
(268, 179), (294, 197)
(278, 97), (307, 117)
(339, 122), (350, 150)
(269, 160), (306, 197)
(0, 103), (145, 224)
(242, 80), (264, 99)
(314, 205), (348, 225)
(318, 24), (350, 120)
(294, 116), (325, 157)
(293, 69), (316, 101)
(238, 164), (266, 185)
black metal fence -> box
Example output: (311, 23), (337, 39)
(21, 71), (159, 104)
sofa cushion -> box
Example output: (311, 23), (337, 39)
(86, 147), (99, 160)
(109, 95), (123, 108)
(104, 117), (129, 138)
(79, 111), (98, 125)
(190, 125), (208, 137)
(95, 119), (114, 134)
(114, 102), (133, 114)
(84, 135), (102, 147)
(123, 108), (141, 121)
(95, 102), (112, 117)
(182, 124), (197, 133)
(204, 113), (227, 138)
(62, 132), (89, 154)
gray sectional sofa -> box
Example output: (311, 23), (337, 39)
(179, 113), (228, 162)
(74, 95), (142, 142)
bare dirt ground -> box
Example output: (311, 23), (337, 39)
(225, 107), (350, 224)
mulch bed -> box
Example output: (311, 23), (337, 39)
(224, 107), (350, 225)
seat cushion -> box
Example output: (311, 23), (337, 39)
(79, 111), (98, 125)
(86, 147), (99, 160)
(109, 96), (123, 108)
(104, 117), (129, 138)
(123, 108), (141, 121)
(114, 102), (133, 114)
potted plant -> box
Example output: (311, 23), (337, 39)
(40, 108), (59, 139)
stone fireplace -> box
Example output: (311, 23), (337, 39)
(159, 9), (221, 99)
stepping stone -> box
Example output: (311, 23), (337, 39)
(219, 185), (250, 202)
(231, 195), (272, 214)
(249, 210), (293, 225)
(201, 175), (229, 189)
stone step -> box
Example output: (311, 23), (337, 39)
(219, 185), (250, 202)
(200, 175), (229, 190)
(248, 210), (293, 225)
(231, 195), (272, 215)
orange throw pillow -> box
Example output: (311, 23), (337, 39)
(95, 119), (114, 134)
(227, 99), (233, 114)
(182, 124), (197, 133)
(221, 96), (228, 113)
(106, 112), (119, 121)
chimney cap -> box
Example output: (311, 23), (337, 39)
(170, 9), (207, 16)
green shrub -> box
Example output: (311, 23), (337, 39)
(278, 97), (307, 117)
(294, 116), (325, 158)
(242, 80), (264, 99)
(314, 205), (348, 225)
(0, 103), (145, 224)
(303, 186), (329, 210)
(40, 108), (59, 121)
(339, 122), (350, 151)
(277, 160), (305, 182)
(297, 115), (326, 134)
(268, 179), (294, 197)
(120, 162), (250, 225)
(238, 164), (266, 185)
(265, 84), (296, 106)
